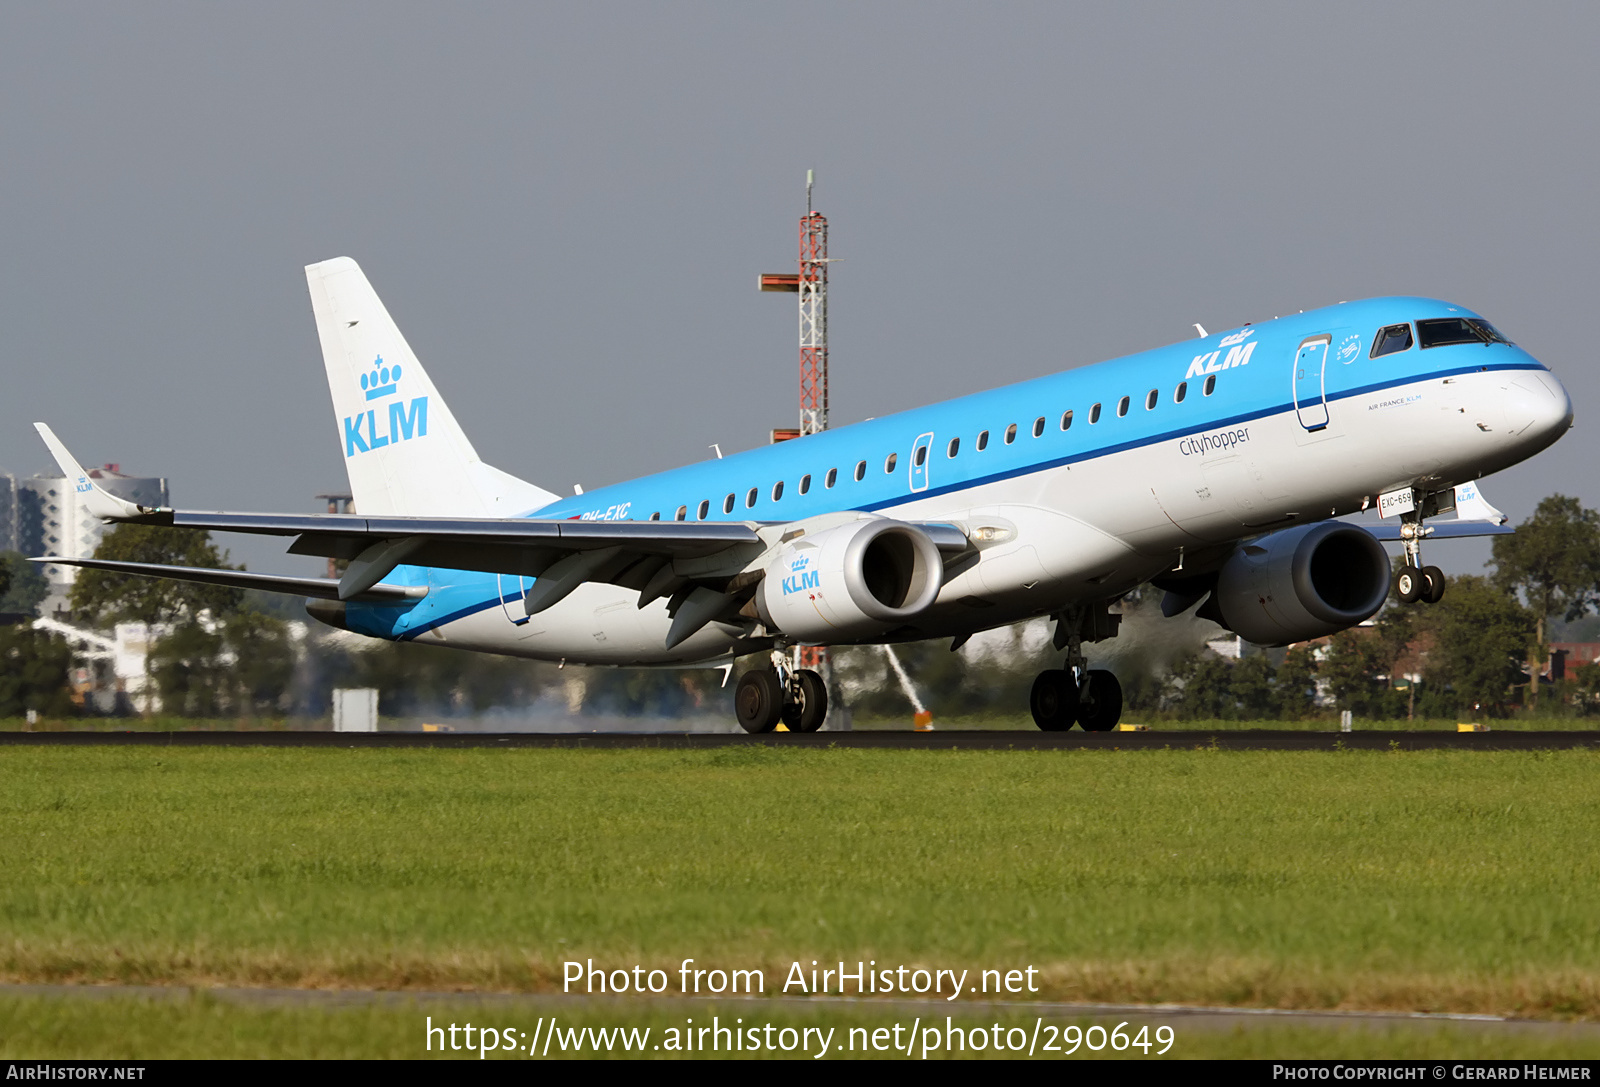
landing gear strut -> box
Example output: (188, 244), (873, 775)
(1396, 507), (1447, 605)
(1030, 602), (1124, 731)
(735, 650), (828, 734)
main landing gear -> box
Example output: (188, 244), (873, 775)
(1030, 667), (1124, 731)
(1394, 512), (1446, 605)
(1030, 602), (1124, 731)
(735, 650), (827, 734)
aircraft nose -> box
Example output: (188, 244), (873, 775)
(1503, 370), (1573, 447)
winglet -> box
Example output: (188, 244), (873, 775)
(1453, 480), (1507, 525)
(32, 423), (162, 521)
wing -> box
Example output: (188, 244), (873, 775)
(118, 509), (767, 606)
(34, 424), (969, 634)
(36, 556), (425, 604)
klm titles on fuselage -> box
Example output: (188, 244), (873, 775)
(344, 355), (428, 458)
(1184, 329), (1256, 379)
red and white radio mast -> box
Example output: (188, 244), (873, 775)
(760, 170), (830, 438)
(758, 174), (928, 732)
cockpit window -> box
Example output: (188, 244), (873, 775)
(1418, 317), (1512, 349)
(1469, 319), (1512, 345)
(1370, 323), (1413, 358)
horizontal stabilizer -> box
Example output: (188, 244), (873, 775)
(38, 557), (427, 604)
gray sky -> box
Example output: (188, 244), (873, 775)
(2, 2), (1595, 576)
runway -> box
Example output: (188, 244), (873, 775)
(4, 729), (1599, 750)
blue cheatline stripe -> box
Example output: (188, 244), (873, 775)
(857, 362), (1540, 513)
(379, 361), (1541, 640)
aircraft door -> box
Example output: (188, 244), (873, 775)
(910, 432), (934, 492)
(498, 573), (533, 625)
(1293, 335), (1331, 431)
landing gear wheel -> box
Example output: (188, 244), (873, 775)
(735, 669), (783, 733)
(1030, 668), (1079, 731)
(781, 669), (828, 733)
(1395, 564), (1423, 604)
(1422, 565), (1446, 604)
(1077, 669), (1124, 732)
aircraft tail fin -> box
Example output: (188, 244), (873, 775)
(305, 257), (559, 518)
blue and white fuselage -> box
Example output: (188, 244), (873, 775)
(335, 293), (1569, 664)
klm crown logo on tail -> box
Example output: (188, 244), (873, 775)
(344, 355), (429, 457)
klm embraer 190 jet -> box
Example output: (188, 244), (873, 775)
(37, 258), (1573, 731)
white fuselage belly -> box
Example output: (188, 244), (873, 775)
(414, 368), (1546, 666)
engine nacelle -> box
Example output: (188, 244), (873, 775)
(1212, 521), (1390, 646)
(756, 518), (944, 643)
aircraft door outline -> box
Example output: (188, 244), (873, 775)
(910, 432), (935, 492)
(1292, 334), (1332, 431)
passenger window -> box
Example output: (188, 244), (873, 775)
(825, 468), (837, 488)
(854, 461), (867, 482)
(1174, 382), (1187, 404)
(1117, 396), (1130, 417)
(1145, 389), (1158, 410)
(798, 474), (811, 495)
(745, 488), (757, 509)
(772, 481), (784, 502)
(696, 500), (709, 520)
(1370, 323), (1413, 358)
(724, 494), (736, 514)
(1004, 424), (1017, 444)
(1203, 375), (1217, 396)
(1089, 402), (1102, 423)
(914, 445), (927, 467)
(1060, 410), (1073, 431)
(1031, 417), (1045, 437)
(884, 452), (898, 473)
(675, 505), (687, 521)
(977, 430), (989, 451)
(649, 511), (660, 521)
(947, 436), (960, 458)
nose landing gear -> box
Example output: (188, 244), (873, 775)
(1395, 514), (1447, 605)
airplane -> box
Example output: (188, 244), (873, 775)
(36, 257), (1573, 732)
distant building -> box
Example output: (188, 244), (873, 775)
(18, 464), (168, 615)
(0, 471), (17, 552)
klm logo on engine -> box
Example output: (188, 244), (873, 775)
(781, 554), (819, 596)
(782, 570), (820, 595)
(344, 355), (429, 457)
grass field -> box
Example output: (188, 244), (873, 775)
(4, 744), (1600, 1056)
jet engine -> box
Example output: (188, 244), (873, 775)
(1208, 521), (1390, 646)
(755, 518), (944, 643)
